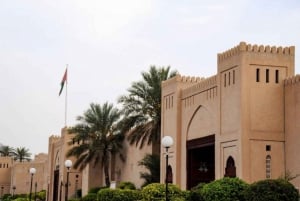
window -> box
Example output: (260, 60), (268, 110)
(224, 156), (236, 178)
(266, 69), (269, 83)
(266, 145), (271, 151)
(224, 73), (227, 87)
(229, 72), (231, 86)
(275, 70), (279, 83)
(233, 70), (235, 84)
(266, 155), (271, 179)
(256, 69), (260, 82)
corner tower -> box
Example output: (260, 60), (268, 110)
(218, 42), (295, 182)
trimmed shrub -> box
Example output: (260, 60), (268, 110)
(141, 183), (184, 201)
(186, 183), (205, 201)
(12, 198), (27, 201)
(97, 188), (141, 201)
(82, 193), (97, 201)
(201, 177), (249, 201)
(36, 190), (46, 201)
(245, 179), (299, 201)
(68, 199), (80, 201)
(117, 181), (136, 190)
(88, 187), (104, 194)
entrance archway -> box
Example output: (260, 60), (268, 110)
(187, 135), (215, 189)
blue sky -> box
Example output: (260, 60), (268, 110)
(0, 0), (300, 155)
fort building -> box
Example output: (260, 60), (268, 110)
(1, 41), (300, 199)
(160, 41), (300, 189)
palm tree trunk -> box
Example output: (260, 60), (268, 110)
(104, 163), (110, 187)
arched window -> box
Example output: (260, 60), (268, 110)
(266, 155), (271, 179)
(224, 156), (236, 177)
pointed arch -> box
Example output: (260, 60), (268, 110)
(224, 156), (236, 177)
(186, 105), (215, 141)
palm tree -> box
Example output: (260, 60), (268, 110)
(67, 102), (124, 187)
(14, 147), (32, 162)
(0, 145), (15, 157)
(138, 153), (160, 187)
(118, 66), (177, 152)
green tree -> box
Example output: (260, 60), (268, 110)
(14, 147), (32, 162)
(118, 66), (177, 152)
(67, 102), (124, 187)
(0, 145), (15, 157)
(138, 154), (160, 187)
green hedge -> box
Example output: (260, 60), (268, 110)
(186, 183), (205, 201)
(97, 188), (141, 201)
(201, 177), (249, 201)
(245, 179), (299, 201)
(141, 183), (184, 201)
(82, 193), (97, 201)
(117, 181), (136, 190)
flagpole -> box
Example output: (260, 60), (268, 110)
(65, 64), (68, 127)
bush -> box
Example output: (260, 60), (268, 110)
(141, 183), (184, 201)
(82, 193), (97, 201)
(88, 187), (104, 194)
(97, 188), (141, 201)
(186, 183), (205, 201)
(68, 199), (80, 201)
(36, 190), (46, 201)
(201, 177), (249, 201)
(12, 198), (27, 201)
(245, 179), (299, 201)
(117, 181), (136, 190)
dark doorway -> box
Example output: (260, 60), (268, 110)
(53, 170), (59, 201)
(187, 135), (215, 189)
(224, 156), (236, 177)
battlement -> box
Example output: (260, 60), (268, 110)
(49, 135), (61, 142)
(218, 42), (295, 63)
(162, 74), (205, 87)
(182, 75), (217, 98)
(284, 74), (300, 86)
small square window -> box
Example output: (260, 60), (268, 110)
(266, 145), (271, 151)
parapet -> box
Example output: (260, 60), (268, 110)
(182, 75), (217, 98)
(284, 74), (300, 86)
(218, 42), (295, 63)
(162, 74), (205, 87)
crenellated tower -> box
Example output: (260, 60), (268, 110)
(218, 42), (295, 182)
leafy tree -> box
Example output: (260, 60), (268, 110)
(0, 145), (15, 157)
(67, 102), (124, 187)
(118, 66), (177, 152)
(14, 147), (32, 162)
(138, 154), (160, 187)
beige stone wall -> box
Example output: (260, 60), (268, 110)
(11, 157), (48, 195)
(0, 157), (13, 195)
(115, 136), (152, 189)
(285, 76), (300, 189)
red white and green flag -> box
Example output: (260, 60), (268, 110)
(59, 68), (67, 96)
